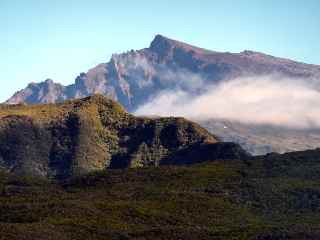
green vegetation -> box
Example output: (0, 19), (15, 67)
(1, 95), (319, 239)
(1, 150), (320, 239)
(0, 95), (230, 179)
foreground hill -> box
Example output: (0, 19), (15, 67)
(1, 148), (320, 239)
(0, 95), (248, 179)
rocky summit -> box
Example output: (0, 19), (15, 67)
(0, 95), (248, 179)
(7, 35), (320, 110)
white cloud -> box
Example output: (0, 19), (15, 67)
(135, 75), (320, 129)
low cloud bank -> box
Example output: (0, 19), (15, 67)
(135, 76), (320, 129)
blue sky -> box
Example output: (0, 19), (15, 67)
(0, 0), (319, 102)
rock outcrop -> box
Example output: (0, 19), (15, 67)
(0, 95), (248, 179)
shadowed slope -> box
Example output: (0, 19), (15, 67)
(0, 95), (247, 179)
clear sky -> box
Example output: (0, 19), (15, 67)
(0, 0), (319, 102)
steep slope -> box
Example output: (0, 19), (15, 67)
(7, 35), (320, 111)
(1, 148), (320, 239)
(0, 95), (248, 179)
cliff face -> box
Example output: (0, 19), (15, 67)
(7, 35), (320, 111)
(0, 95), (248, 179)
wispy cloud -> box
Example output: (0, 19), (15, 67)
(135, 75), (320, 129)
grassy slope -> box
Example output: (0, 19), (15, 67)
(1, 152), (320, 240)
(0, 95), (224, 179)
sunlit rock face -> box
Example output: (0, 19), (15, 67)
(7, 35), (320, 111)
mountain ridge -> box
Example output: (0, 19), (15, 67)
(0, 94), (249, 179)
(6, 35), (320, 155)
(7, 34), (320, 108)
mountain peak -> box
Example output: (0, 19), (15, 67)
(44, 78), (55, 85)
(149, 34), (214, 56)
(6, 35), (320, 109)
(149, 34), (174, 53)
(150, 34), (171, 44)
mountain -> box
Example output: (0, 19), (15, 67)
(1, 147), (320, 239)
(7, 35), (320, 110)
(6, 35), (320, 155)
(0, 95), (248, 179)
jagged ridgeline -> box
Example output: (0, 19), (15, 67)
(0, 95), (248, 179)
